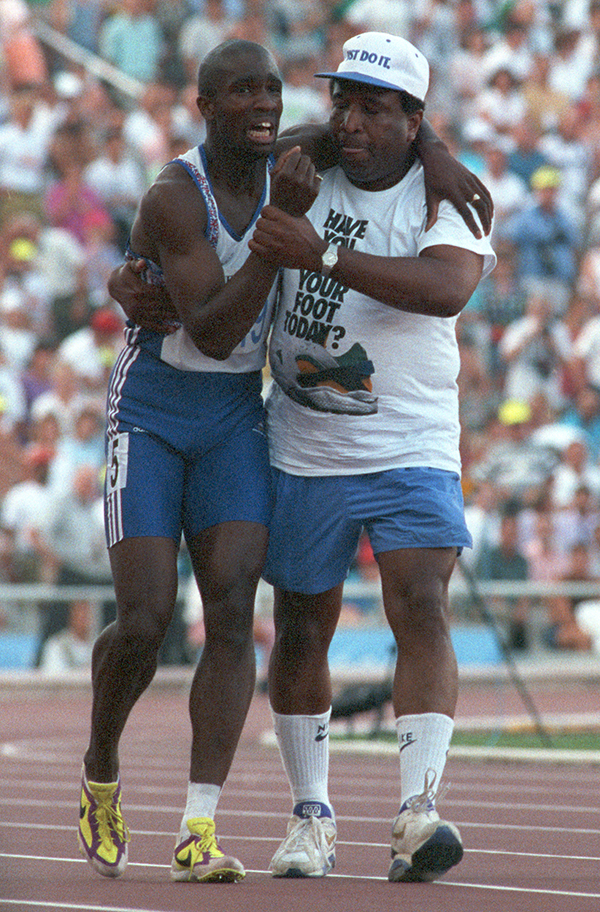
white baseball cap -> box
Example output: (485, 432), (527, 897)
(315, 32), (429, 103)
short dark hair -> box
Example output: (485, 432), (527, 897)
(197, 39), (275, 97)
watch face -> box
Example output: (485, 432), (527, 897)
(323, 246), (338, 266)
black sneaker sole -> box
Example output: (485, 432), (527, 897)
(388, 825), (463, 883)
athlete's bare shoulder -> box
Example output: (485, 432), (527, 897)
(132, 162), (209, 258)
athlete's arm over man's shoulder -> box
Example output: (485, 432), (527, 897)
(276, 120), (493, 238)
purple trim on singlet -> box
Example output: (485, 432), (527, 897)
(173, 146), (220, 247)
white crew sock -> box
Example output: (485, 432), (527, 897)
(271, 709), (332, 814)
(395, 712), (454, 810)
(178, 782), (222, 840)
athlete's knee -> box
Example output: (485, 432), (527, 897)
(115, 599), (173, 653)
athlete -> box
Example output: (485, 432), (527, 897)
(77, 39), (320, 884)
(105, 34), (494, 885)
(248, 32), (496, 882)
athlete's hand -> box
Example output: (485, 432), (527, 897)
(269, 145), (322, 218)
(419, 141), (493, 238)
(108, 260), (180, 334)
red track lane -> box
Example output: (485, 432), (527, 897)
(2, 682), (600, 912)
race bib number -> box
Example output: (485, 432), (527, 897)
(107, 433), (129, 493)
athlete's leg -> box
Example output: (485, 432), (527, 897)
(78, 536), (179, 878)
(84, 536), (179, 782)
(185, 520), (268, 785)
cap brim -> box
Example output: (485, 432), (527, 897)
(314, 70), (412, 94)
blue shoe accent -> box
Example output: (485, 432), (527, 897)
(399, 798), (435, 814)
(293, 801), (333, 820)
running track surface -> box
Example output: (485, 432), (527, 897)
(2, 677), (600, 912)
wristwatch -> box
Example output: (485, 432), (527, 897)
(321, 243), (339, 276)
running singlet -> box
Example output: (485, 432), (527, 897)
(125, 143), (277, 374)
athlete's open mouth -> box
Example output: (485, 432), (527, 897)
(247, 121), (276, 142)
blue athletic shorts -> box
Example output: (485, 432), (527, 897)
(104, 345), (272, 546)
(262, 467), (472, 594)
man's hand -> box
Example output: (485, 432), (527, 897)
(418, 140), (494, 239)
(249, 206), (323, 271)
(269, 146), (321, 218)
(108, 259), (179, 334)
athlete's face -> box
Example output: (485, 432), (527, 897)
(329, 81), (423, 190)
(200, 48), (283, 158)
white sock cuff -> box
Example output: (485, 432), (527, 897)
(395, 712), (454, 808)
(271, 708), (332, 807)
(183, 781), (222, 823)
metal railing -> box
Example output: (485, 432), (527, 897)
(32, 18), (145, 102)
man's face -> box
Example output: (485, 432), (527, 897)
(200, 48), (283, 158)
(328, 80), (422, 190)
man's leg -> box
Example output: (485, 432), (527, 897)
(378, 546), (463, 883)
(79, 536), (179, 877)
(169, 520), (268, 883)
(268, 584), (343, 878)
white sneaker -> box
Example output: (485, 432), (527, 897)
(388, 773), (463, 882)
(270, 804), (336, 878)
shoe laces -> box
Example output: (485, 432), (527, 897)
(285, 815), (330, 851)
(404, 769), (449, 815)
(94, 791), (130, 846)
(186, 818), (223, 859)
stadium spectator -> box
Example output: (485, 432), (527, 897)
(499, 291), (571, 410)
(473, 66), (527, 139)
(38, 597), (96, 674)
(36, 462), (112, 662)
(0, 82), (64, 222)
(0, 443), (54, 583)
(19, 339), (58, 422)
(506, 116), (550, 186)
(478, 140), (529, 234)
(30, 357), (86, 436)
(47, 0), (106, 55)
(560, 383), (600, 460)
(544, 541), (595, 651)
(98, 0), (166, 85)
(554, 482), (600, 555)
(0, 209), (87, 341)
(550, 439), (600, 510)
(122, 80), (179, 182)
(83, 123), (147, 253)
(177, 0), (235, 82)
(507, 165), (580, 310)
(46, 398), (105, 495)
(521, 50), (570, 132)
(547, 26), (590, 102)
(538, 104), (593, 230)
(57, 306), (124, 392)
(476, 499), (532, 651)
(44, 160), (112, 248)
(0, 0), (48, 90)
(481, 15), (534, 84)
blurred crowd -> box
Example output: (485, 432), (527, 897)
(2, 0), (600, 668)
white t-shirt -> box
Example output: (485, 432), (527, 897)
(266, 161), (496, 476)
